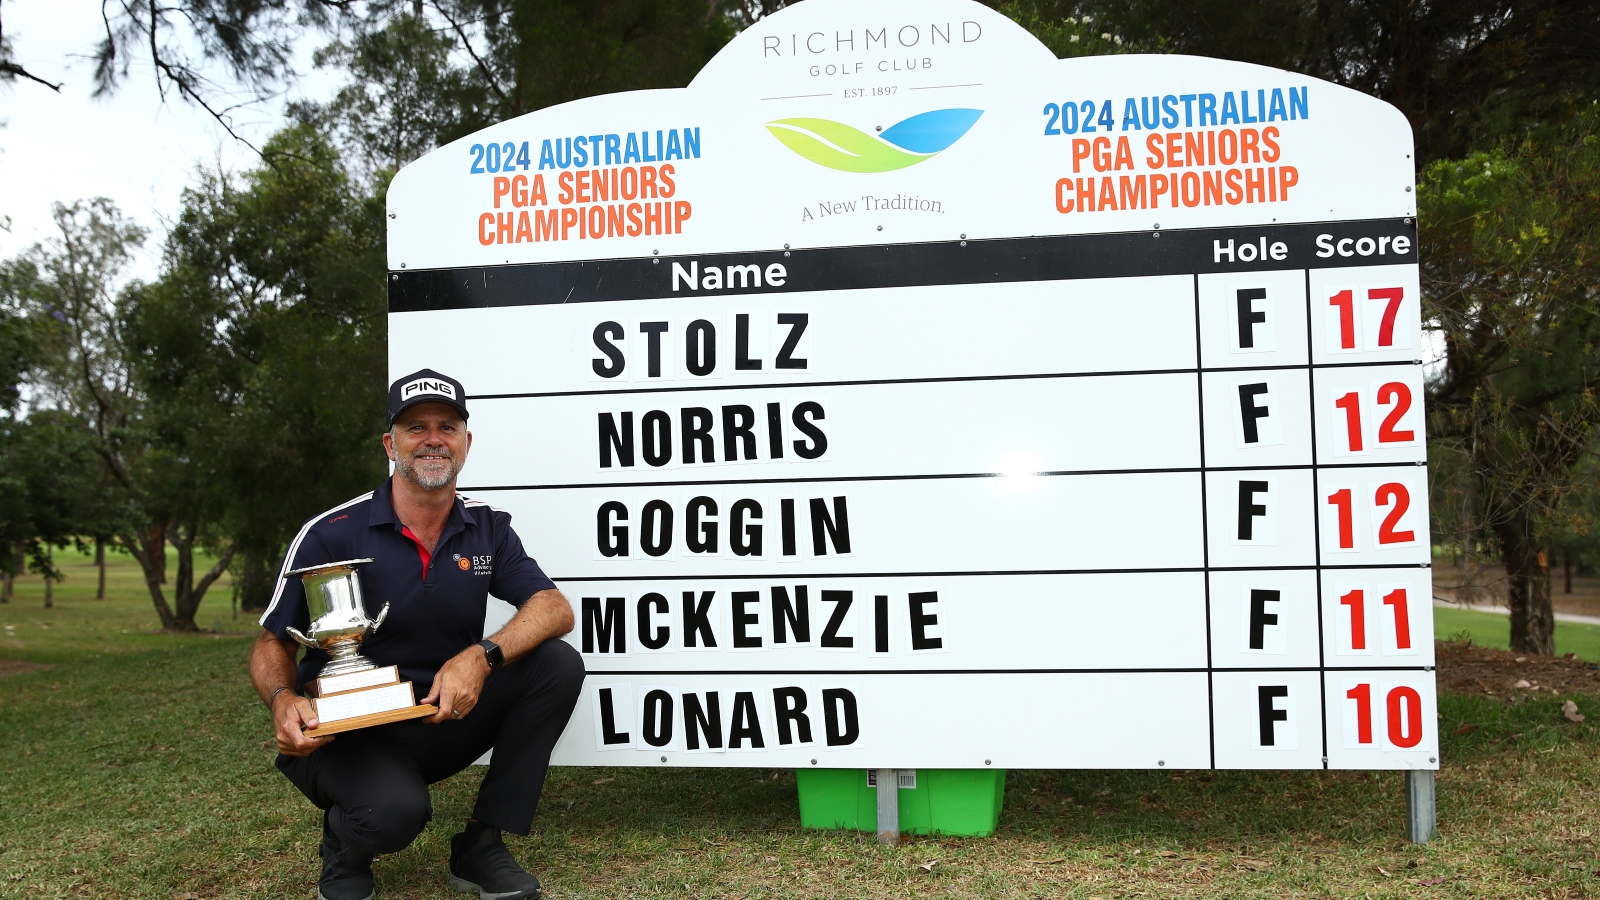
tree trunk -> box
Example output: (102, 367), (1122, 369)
(1, 570), (9, 603)
(4, 545), (21, 602)
(96, 537), (106, 600)
(166, 526), (236, 632)
(1495, 510), (1556, 655)
(237, 546), (280, 612)
(43, 547), (53, 609)
(149, 523), (168, 585)
(122, 528), (179, 631)
(1564, 555), (1572, 594)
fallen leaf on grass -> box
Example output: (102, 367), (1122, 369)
(1155, 851), (1179, 857)
(1452, 723), (1480, 735)
(1564, 700), (1586, 722)
(1377, 866), (1393, 876)
(1515, 680), (1532, 689)
(591, 778), (614, 785)
(1024, 858), (1066, 865)
(1568, 863), (1586, 870)
(1413, 876), (1448, 885)
(172, 893), (200, 900)
(917, 860), (939, 874)
(1233, 859), (1271, 871)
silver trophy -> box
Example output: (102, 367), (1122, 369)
(283, 559), (390, 678)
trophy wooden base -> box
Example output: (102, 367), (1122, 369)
(302, 665), (436, 737)
(305, 703), (437, 737)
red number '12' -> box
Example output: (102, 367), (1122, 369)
(1384, 588), (1411, 649)
(1341, 589), (1367, 649)
(1328, 488), (1354, 548)
(1375, 483), (1415, 544)
(1329, 289), (1356, 349)
(1347, 683), (1373, 744)
(1369, 287), (1405, 347)
(1377, 382), (1416, 443)
(1335, 391), (1364, 451)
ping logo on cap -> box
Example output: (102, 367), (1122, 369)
(401, 378), (457, 400)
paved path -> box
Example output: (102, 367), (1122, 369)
(1433, 598), (1600, 627)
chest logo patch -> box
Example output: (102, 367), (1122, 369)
(457, 557), (471, 571)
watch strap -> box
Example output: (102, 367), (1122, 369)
(476, 638), (504, 671)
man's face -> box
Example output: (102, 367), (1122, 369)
(383, 402), (471, 491)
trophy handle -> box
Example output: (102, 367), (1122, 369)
(368, 603), (390, 634)
(285, 627), (320, 650)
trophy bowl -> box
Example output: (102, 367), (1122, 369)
(283, 558), (389, 678)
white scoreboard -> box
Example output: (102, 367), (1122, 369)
(386, 0), (1436, 772)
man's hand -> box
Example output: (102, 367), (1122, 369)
(273, 692), (333, 756)
(422, 645), (491, 723)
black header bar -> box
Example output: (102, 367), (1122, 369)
(389, 217), (1415, 313)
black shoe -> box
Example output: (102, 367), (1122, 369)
(318, 811), (376, 900)
(448, 824), (541, 900)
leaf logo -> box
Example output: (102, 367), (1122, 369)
(766, 109), (983, 173)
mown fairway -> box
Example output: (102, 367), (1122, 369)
(2, 551), (1597, 899)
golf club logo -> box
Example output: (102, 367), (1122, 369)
(766, 108), (983, 173)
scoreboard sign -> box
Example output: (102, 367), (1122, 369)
(386, 0), (1436, 772)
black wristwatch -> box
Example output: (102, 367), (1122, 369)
(476, 639), (504, 672)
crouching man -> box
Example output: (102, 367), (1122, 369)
(249, 369), (583, 900)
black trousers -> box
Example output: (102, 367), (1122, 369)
(276, 639), (584, 854)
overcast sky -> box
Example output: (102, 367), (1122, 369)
(0, 0), (338, 280)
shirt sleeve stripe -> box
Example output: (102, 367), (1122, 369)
(257, 491), (375, 627)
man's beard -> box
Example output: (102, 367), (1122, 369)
(395, 443), (463, 490)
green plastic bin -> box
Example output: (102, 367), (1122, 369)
(796, 768), (1006, 837)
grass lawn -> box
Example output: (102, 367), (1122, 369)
(3, 552), (1599, 898)
(1435, 605), (1600, 662)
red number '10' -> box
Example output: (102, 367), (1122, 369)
(1346, 683), (1424, 748)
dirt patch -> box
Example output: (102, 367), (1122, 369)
(1436, 640), (1600, 699)
(0, 659), (48, 678)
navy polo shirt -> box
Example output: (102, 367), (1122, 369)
(260, 479), (557, 695)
